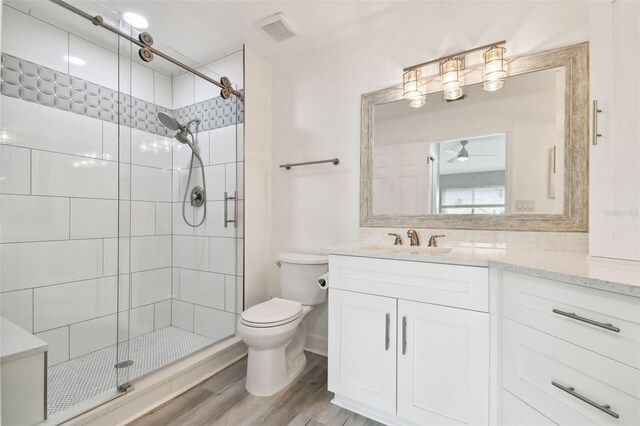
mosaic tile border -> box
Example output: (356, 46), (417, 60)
(1, 52), (243, 137)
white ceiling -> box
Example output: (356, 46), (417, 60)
(7, 0), (401, 73)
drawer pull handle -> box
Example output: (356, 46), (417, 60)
(552, 309), (620, 333)
(552, 381), (619, 419)
(384, 313), (390, 351)
(401, 316), (407, 355)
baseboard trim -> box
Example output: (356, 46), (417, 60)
(305, 333), (328, 357)
(331, 395), (417, 426)
(62, 336), (247, 426)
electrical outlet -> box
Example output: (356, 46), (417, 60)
(515, 200), (536, 211)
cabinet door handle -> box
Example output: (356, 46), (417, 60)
(384, 313), (390, 351)
(552, 381), (619, 419)
(592, 99), (602, 145)
(552, 309), (620, 333)
(401, 316), (407, 355)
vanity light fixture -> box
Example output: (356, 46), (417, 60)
(441, 57), (464, 100)
(402, 69), (422, 100)
(483, 45), (507, 91)
(402, 40), (506, 107)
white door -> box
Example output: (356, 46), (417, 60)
(397, 300), (490, 425)
(327, 289), (397, 414)
(372, 142), (432, 214)
(589, 0), (640, 261)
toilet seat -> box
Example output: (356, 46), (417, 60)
(240, 298), (303, 328)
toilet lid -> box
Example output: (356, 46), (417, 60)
(241, 298), (303, 326)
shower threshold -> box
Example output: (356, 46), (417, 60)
(47, 326), (214, 417)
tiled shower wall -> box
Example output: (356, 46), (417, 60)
(0, 5), (243, 366)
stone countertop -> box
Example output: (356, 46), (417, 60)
(323, 242), (640, 298)
(1, 317), (48, 363)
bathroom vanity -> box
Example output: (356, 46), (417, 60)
(325, 244), (640, 426)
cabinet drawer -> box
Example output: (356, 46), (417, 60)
(502, 390), (557, 426)
(503, 319), (640, 426)
(329, 255), (488, 312)
(503, 271), (640, 369)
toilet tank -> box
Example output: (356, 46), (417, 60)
(277, 253), (328, 305)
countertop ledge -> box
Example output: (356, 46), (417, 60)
(323, 243), (640, 298)
(1, 317), (48, 362)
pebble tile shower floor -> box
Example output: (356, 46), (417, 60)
(47, 326), (214, 416)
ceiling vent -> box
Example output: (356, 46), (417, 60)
(257, 13), (298, 42)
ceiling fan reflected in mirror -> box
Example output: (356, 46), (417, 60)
(444, 140), (498, 163)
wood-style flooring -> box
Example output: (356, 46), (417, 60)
(129, 352), (382, 426)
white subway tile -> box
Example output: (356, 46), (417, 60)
(69, 314), (117, 358)
(173, 236), (209, 271)
(194, 67), (220, 103)
(225, 276), (243, 314)
(130, 201), (155, 236)
(202, 51), (244, 91)
(172, 72), (194, 109)
(0, 289), (33, 332)
(209, 125), (237, 165)
(128, 304), (154, 338)
(154, 300), (171, 329)
(1, 96), (103, 158)
(171, 300), (193, 331)
(209, 237), (237, 275)
(32, 151), (118, 199)
(0, 195), (69, 243)
(236, 239), (244, 275)
(236, 125), (244, 160)
(173, 202), (194, 236)
(155, 203), (171, 235)
(173, 140), (193, 171)
(131, 129), (172, 169)
(1, 239), (103, 291)
(70, 198), (117, 239)
(118, 274), (130, 312)
(172, 268), (181, 298)
(154, 72), (173, 109)
(196, 201), (235, 238)
(131, 62), (154, 104)
(193, 306), (236, 341)
(35, 327), (69, 366)
(0, 145), (30, 194)
(130, 235), (171, 272)
(203, 165), (225, 201)
(33, 276), (117, 332)
(131, 268), (171, 307)
(131, 165), (172, 202)
(179, 269), (225, 310)
(103, 237), (130, 276)
(1, 7), (68, 73)
(102, 122), (131, 163)
(69, 35), (118, 90)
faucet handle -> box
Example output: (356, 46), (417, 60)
(428, 234), (445, 247)
(388, 233), (402, 245)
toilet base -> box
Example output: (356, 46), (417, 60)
(245, 318), (308, 397)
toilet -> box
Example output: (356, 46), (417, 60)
(237, 252), (328, 397)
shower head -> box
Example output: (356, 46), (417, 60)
(157, 112), (183, 131)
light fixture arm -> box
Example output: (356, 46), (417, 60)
(403, 40), (506, 72)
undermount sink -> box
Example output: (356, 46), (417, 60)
(363, 244), (453, 255)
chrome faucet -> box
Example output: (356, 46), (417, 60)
(427, 234), (445, 247)
(388, 233), (402, 245)
(407, 229), (419, 246)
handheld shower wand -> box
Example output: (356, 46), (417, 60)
(157, 112), (206, 227)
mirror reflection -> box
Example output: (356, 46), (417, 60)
(372, 68), (564, 216)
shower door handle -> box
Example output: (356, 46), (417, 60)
(224, 191), (238, 228)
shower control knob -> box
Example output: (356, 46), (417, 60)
(138, 47), (154, 63)
(138, 32), (154, 46)
(220, 76), (232, 88)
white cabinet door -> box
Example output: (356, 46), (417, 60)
(589, 0), (640, 261)
(397, 300), (490, 425)
(327, 289), (397, 414)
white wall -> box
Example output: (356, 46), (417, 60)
(243, 46), (273, 309)
(269, 1), (589, 354)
